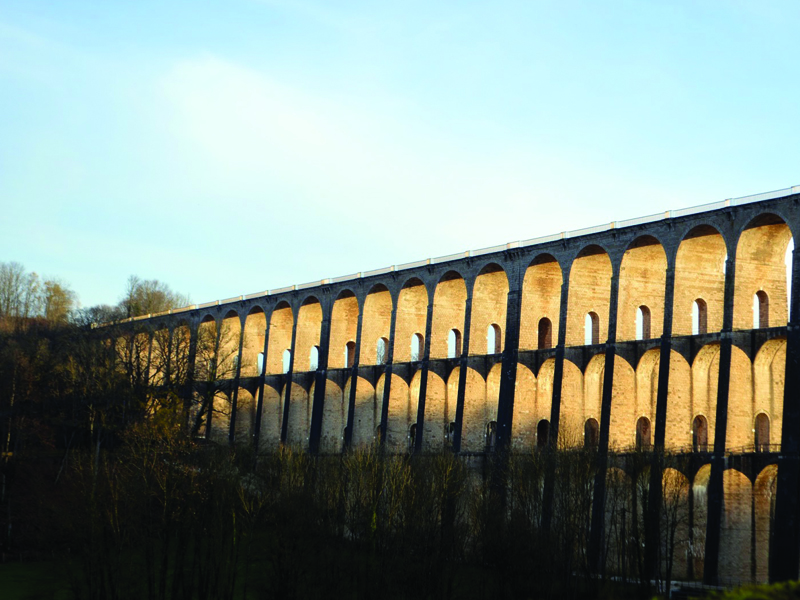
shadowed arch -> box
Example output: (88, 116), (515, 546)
(567, 245), (612, 346)
(329, 289), (360, 369)
(266, 301), (293, 375)
(361, 283), (393, 365)
(470, 263), (509, 355)
(673, 225), (728, 336)
(618, 235), (667, 342)
(394, 278), (429, 363)
(431, 270), (467, 359)
(734, 213), (793, 330)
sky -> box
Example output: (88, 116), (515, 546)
(1, 1), (799, 309)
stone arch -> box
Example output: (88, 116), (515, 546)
(286, 381), (312, 448)
(661, 468), (691, 581)
(259, 384), (283, 450)
(209, 389), (232, 443)
(673, 225), (728, 336)
(469, 263), (509, 355)
(719, 468), (752, 584)
(660, 350), (692, 450)
(583, 353), (606, 440)
(394, 278), (429, 363)
(692, 344), (721, 450)
(218, 310), (242, 379)
(754, 465), (778, 583)
(319, 378), (345, 454)
(617, 235), (667, 342)
(431, 270), (467, 360)
(381, 373), (410, 452)
(511, 362), (537, 449)
(360, 284), (393, 365)
(241, 306), (266, 378)
(537, 317), (553, 349)
(266, 301), (293, 375)
(567, 245), (612, 346)
(421, 370), (447, 450)
(724, 344), (754, 450)
(486, 362), (503, 438)
(294, 296), (323, 372)
(329, 290), (359, 369)
(351, 376), (378, 447)
(457, 366), (489, 452)
(557, 358), (585, 445)
(692, 414), (709, 452)
(753, 337), (786, 449)
(149, 325), (171, 386)
(734, 213), (793, 330)
(196, 315), (218, 382)
(521, 253), (563, 350)
(604, 466), (634, 575)
(606, 354), (636, 450)
(170, 322), (192, 387)
(635, 349), (661, 432)
(447, 328), (462, 358)
(234, 387), (255, 443)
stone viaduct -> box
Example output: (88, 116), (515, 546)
(116, 185), (800, 587)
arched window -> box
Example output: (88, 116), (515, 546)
(584, 418), (599, 449)
(487, 324), (502, 354)
(754, 291), (769, 329)
(585, 312), (599, 345)
(376, 337), (388, 365)
(636, 306), (651, 340)
(538, 317), (553, 349)
(486, 421), (497, 452)
(447, 328), (462, 359)
(755, 413), (770, 452)
(408, 423), (417, 453)
(693, 415), (708, 452)
(309, 345), (319, 371)
(537, 419), (550, 449)
(693, 299), (708, 335)
(411, 333), (424, 361)
(345, 341), (356, 368)
(282, 349), (292, 374)
(636, 416), (651, 450)
(257, 352), (265, 375)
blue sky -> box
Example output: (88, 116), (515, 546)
(1, 1), (799, 308)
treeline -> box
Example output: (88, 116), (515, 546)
(0, 262), (691, 599)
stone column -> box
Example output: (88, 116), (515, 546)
(770, 246), (800, 581)
(309, 299), (332, 454)
(413, 301), (435, 453)
(344, 304), (365, 448)
(704, 254), (736, 585)
(495, 264), (522, 453)
(588, 267), (620, 571)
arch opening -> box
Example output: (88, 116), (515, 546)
(411, 333), (424, 361)
(636, 306), (651, 340)
(585, 312), (600, 345)
(636, 416), (651, 450)
(448, 328), (462, 359)
(538, 317), (553, 349)
(755, 413), (770, 452)
(693, 415), (708, 452)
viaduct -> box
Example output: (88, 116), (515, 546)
(116, 185), (800, 587)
